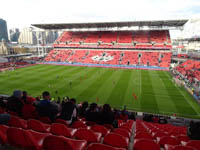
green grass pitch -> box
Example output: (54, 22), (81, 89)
(0, 64), (200, 119)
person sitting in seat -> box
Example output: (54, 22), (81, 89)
(85, 103), (99, 123)
(36, 91), (58, 122)
(99, 104), (115, 125)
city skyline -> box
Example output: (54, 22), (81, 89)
(1, 0), (200, 30)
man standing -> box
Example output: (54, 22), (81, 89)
(36, 91), (58, 122)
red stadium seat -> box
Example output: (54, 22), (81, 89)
(7, 127), (48, 150)
(38, 117), (51, 124)
(55, 119), (69, 126)
(133, 139), (160, 150)
(0, 125), (8, 144)
(91, 125), (110, 136)
(87, 143), (126, 150)
(103, 133), (129, 149)
(8, 115), (27, 129)
(158, 136), (180, 148)
(135, 131), (153, 140)
(71, 121), (87, 129)
(164, 144), (195, 150)
(182, 140), (200, 150)
(176, 135), (190, 143)
(50, 123), (76, 138)
(27, 119), (50, 133)
(74, 128), (102, 143)
(43, 135), (87, 150)
(113, 128), (131, 139)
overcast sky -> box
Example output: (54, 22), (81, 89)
(1, 0), (200, 30)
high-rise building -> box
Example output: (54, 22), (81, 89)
(0, 19), (8, 42)
(9, 28), (20, 42)
(18, 27), (37, 45)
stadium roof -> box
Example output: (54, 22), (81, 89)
(32, 20), (188, 30)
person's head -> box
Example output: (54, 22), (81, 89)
(82, 101), (88, 109)
(13, 90), (22, 99)
(42, 91), (50, 100)
(70, 98), (76, 104)
(102, 104), (111, 113)
(89, 103), (97, 111)
(22, 91), (27, 97)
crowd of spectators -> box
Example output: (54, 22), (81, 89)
(0, 90), (136, 128)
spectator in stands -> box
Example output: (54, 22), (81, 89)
(99, 104), (115, 125)
(0, 114), (10, 125)
(36, 91), (58, 122)
(7, 90), (24, 116)
(85, 103), (99, 123)
(119, 110), (128, 121)
(59, 101), (77, 125)
(187, 121), (200, 140)
(21, 91), (35, 104)
(129, 112), (136, 121)
(79, 101), (88, 118)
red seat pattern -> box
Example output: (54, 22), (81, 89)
(113, 128), (130, 139)
(183, 140), (200, 150)
(45, 49), (172, 68)
(7, 127), (48, 150)
(71, 121), (87, 129)
(103, 133), (129, 149)
(164, 144), (195, 150)
(55, 31), (172, 50)
(91, 125), (110, 136)
(158, 136), (180, 148)
(50, 123), (76, 138)
(135, 131), (153, 140)
(0, 125), (8, 144)
(43, 135), (87, 150)
(55, 118), (69, 126)
(8, 115), (27, 129)
(87, 143), (126, 150)
(133, 139), (160, 150)
(27, 119), (50, 133)
(74, 128), (102, 143)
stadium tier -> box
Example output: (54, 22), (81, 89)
(175, 60), (200, 82)
(53, 31), (172, 50)
(45, 49), (172, 68)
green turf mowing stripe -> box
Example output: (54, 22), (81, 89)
(140, 70), (159, 113)
(105, 69), (132, 109)
(149, 71), (178, 115)
(159, 71), (198, 116)
(75, 68), (116, 103)
(122, 69), (141, 111)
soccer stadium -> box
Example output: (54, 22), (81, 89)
(1, 4), (200, 149)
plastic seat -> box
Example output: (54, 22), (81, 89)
(8, 115), (27, 129)
(43, 135), (87, 150)
(135, 131), (153, 140)
(164, 144), (195, 150)
(183, 140), (200, 150)
(103, 133), (129, 149)
(7, 127), (48, 150)
(55, 119), (69, 126)
(74, 128), (102, 143)
(0, 125), (8, 144)
(91, 125), (110, 136)
(71, 121), (87, 129)
(38, 117), (51, 124)
(50, 123), (76, 138)
(27, 119), (50, 133)
(133, 139), (160, 150)
(152, 132), (168, 139)
(176, 135), (190, 142)
(158, 136), (180, 148)
(113, 128), (130, 139)
(87, 143), (126, 150)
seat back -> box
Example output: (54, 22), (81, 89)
(71, 121), (87, 129)
(27, 119), (48, 133)
(159, 136), (179, 147)
(87, 143), (126, 150)
(91, 125), (109, 136)
(74, 128), (99, 143)
(135, 131), (153, 140)
(50, 123), (73, 138)
(38, 117), (51, 124)
(113, 128), (130, 138)
(8, 116), (27, 129)
(133, 139), (160, 150)
(186, 140), (200, 150)
(173, 145), (195, 150)
(43, 135), (87, 150)
(103, 133), (129, 149)
(7, 127), (37, 149)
